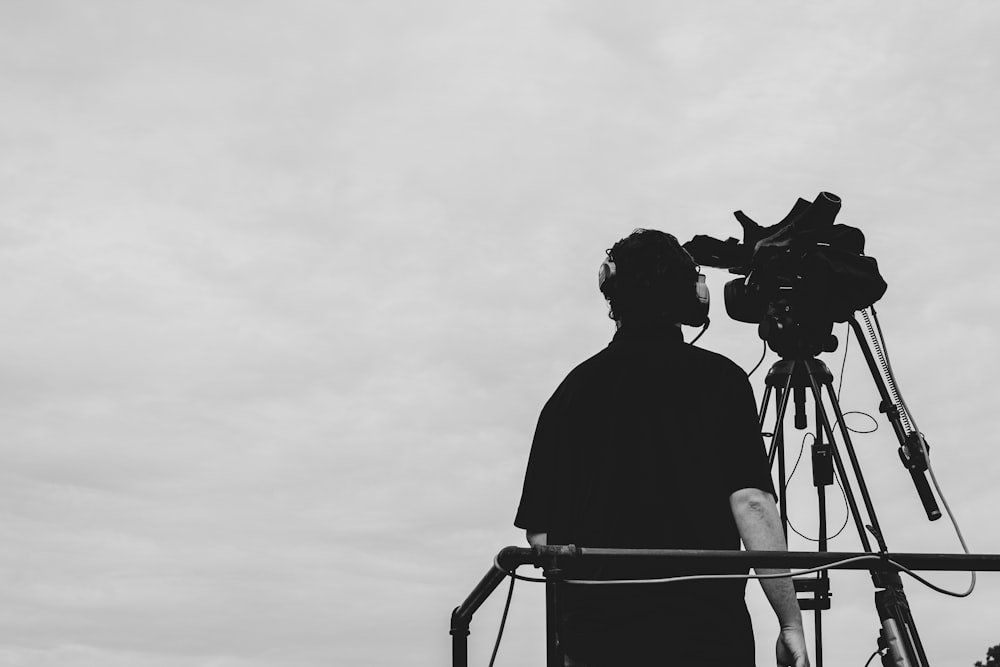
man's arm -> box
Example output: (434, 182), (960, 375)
(730, 487), (810, 667)
(525, 531), (547, 547)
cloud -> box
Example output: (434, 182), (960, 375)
(1, 1), (999, 666)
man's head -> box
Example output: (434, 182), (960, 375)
(598, 229), (708, 328)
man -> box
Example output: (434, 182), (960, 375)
(514, 229), (809, 666)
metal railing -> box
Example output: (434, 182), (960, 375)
(451, 546), (1000, 667)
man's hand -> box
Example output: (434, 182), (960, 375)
(776, 624), (809, 667)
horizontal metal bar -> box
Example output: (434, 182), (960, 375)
(502, 545), (1000, 573)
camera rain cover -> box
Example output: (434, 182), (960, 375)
(685, 193), (888, 324)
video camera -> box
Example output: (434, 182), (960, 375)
(684, 192), (888, 358)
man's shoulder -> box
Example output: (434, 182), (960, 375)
(679, 343), (749, 379)
(564, 343), (620, 380)
(541, 345), (619, 403)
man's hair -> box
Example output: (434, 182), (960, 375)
(600, 229), (699, 325)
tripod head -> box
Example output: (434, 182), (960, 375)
(757, 299), (839, 359)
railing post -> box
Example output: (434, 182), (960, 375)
(450, 547), (535, 667)
(544, 560), (563, 667)
(450, 607), (469, 667)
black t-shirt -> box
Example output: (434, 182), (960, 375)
(514, 324), (775, 665)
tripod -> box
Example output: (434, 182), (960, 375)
(759, 354), (928, 667)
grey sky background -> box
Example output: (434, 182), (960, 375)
(1, 1), (999, 666)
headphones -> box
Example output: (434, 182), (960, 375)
(598, 247), (710, 327)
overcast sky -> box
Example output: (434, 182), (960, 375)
(2, 1), (999, 666)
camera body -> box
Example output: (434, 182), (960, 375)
(685, 192), (887, 358)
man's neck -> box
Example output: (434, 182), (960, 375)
(613, 320), (684, 343)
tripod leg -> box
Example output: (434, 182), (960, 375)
(800, 367), (875, 552)
(777, 387), (788, 539)
(766, 375), (795, 468)
(759, 383), (774, 432)
(820, 381), (892, 551)
(876, 576), (929, 667)
(813, 400), (830, 667)
(762, 370), (796, 539)
(800, 361), (929, 666)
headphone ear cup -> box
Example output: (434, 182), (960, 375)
(678, 273), (710, 326)
(598, 260), (616, 292)
(694, 274), (710, 307)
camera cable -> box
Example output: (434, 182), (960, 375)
(747, 339), (768, 377)
(689, 318), (710, 345)
(783, 431), (851, 543)
(487, 575), (515, 667)
(863, 646), (885, 667)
